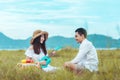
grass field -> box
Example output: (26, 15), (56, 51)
(0, 48), (120, 80)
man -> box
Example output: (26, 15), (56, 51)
(64, 28), (98, 74)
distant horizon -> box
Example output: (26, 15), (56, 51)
(0, 31), (119, 40)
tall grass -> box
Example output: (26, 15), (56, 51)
(0, 48), (120, 80)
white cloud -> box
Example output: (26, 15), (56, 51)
(55, 0), (84, 3)
(0, 11), (24, 23)
(0, 0), (120, 39)
(1, 21), (76, 39)
(0, 0), (24, 3)
(0, 0), (16, 3)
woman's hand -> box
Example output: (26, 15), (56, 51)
(36, 61), (46, 66)
(39, 61), (46, 65)
(36, 61), (46, 68)
(26, 56), (32, 60)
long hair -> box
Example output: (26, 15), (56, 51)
(32, 35), (47, 55)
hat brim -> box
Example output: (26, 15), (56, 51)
(30, 31), (48, 44)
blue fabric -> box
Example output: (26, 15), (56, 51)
(54, 46), (62, 51)
(39, 56), (51, 68)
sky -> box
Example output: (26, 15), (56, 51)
(0, 0), (120, 39)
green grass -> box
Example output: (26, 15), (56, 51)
(0, 48), (120, 80)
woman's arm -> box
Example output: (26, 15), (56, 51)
(36, 61), (46, 68)
(26, 56), (32, 60)
(48, 50), (56, 57)
(39, 61), (46, 65)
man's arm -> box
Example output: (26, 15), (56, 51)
(70, 43), (90, 64)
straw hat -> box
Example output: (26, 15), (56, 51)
(30, 30), (48, 44)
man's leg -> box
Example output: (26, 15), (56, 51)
(64, 62), (75, 70)
(64, 62), (84, 74)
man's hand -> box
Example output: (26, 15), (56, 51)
(63, 61), (71, 68)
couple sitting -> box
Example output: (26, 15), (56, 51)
(24, 28), (99, 74)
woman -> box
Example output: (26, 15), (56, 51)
(25, 30), (57, 72)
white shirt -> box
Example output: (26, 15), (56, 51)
(25, 48), (46, 62)
(71, 39), (99, 72)
(25, 48), (58, 72)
